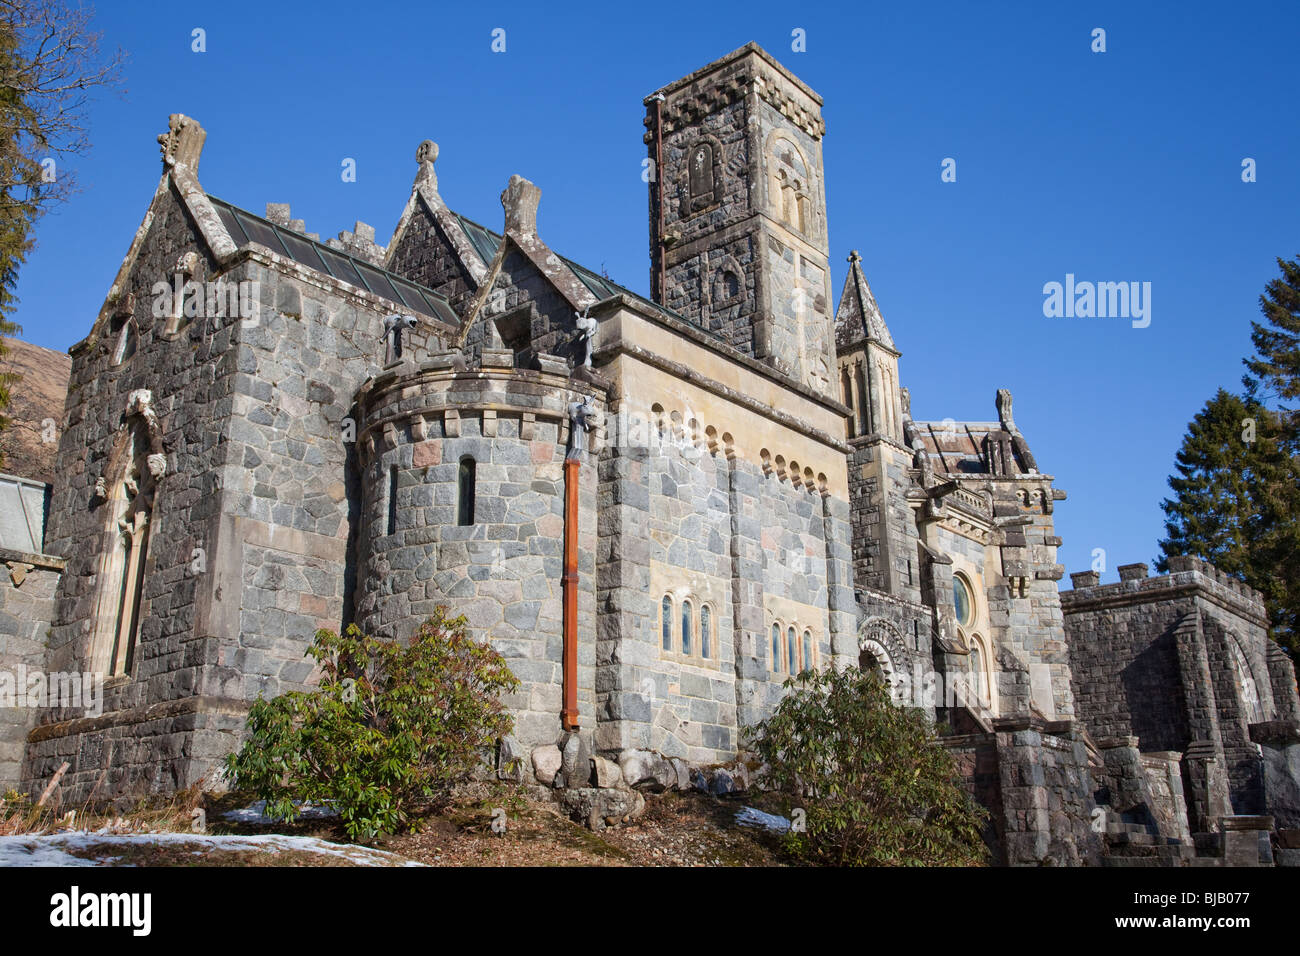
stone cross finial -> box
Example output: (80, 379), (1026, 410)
(502, 175), (541, 237)
(414, 140), (438, 190)
(157, 114), (206, 171)
(848, 250), (861, 263)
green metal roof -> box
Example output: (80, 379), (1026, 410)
(209, 195), (459, 326)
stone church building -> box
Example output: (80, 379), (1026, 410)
(1, 43), (1297, 865)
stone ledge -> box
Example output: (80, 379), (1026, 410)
(0, 546), (65, 572)
(27, 695), (252, 743)
(1249, 719), (1300, 746)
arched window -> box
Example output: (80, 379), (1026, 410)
(771, 622), (782, 672)
(111, 317), (136, 366)
(855, 364), (869, 434)
(91, 420), (158, 678)
(953, 574), (974, 628)
(457, 456), (476, 526)
(662, 595), (673, 651)
(841, 366), (855, 435)
(803, 629), (813, 671)
(968, 638), (984, 703)
(787, 625), (797, 674)
(689, 141), (715, 208)
(681, 600), (693, 656)
(700, 605), (711, 659)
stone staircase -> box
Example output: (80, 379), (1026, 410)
(1100, 816), (1202, 867)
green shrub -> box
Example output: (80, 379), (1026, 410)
(225, 607), (519, 842)
(752, 665), (988, 866)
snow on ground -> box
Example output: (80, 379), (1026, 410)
(734, 806), (791, 833)
(0, 831), (423, 867)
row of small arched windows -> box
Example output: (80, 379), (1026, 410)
(661, 594), (714, 659)
(770, 621), (816, 674)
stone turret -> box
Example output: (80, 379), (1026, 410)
(644, 43), (835, 397)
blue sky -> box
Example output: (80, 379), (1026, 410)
(12, 1), (1299, 584)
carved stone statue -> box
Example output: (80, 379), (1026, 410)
(567, 396), (599, 461)
(573, 307), (597, 369)
(995, 387), (1038, 474)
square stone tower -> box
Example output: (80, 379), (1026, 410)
(644, 43), (836, 397)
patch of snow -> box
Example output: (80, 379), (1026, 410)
(0, 832), (423, 867)
(734, 806), (791, 833)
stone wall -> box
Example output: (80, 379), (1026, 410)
(1062, 556), (1299, 830)
(0, 554), (60, 792)
(25, 181), (241, 801)
(23, 170), (456, 803)
(593, 399), (850, 764)
(994, 722), (1101, 866)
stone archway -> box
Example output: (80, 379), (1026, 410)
(856, 617), (911, 699)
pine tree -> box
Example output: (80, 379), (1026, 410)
(1157, 390), (1299, 653)
(1243, 254), (1300, 451)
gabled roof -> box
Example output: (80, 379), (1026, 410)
(452, 212), (721, 341)
(209, 196), (460, 327)
(835, 251), (894, 351)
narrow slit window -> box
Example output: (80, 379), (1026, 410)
(457, 456), (476, 526)
(803, 629), (813, 671)
(387, 465), (399, 535)
(787, 626), (797, 674)
(700, 605), (711, 659)
(771, 623), (781, 672)
(662, 596), (673, 651)
(681, 600), (693, 656)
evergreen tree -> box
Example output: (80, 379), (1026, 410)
(0, 2), (121, 456)
(1243, 254), (1300, 450)
(1157, 390), (1299, 653)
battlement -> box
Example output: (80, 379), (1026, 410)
(1062, 556), (1267, 625)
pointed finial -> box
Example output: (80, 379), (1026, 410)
(848, 250), (861, 263)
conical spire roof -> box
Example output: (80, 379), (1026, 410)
(835, 250), (895, 350)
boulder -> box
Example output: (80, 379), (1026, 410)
(561, 732), (592, 789)
(497, 736), (525, 783)
(668, 757), (692, 791)
(618, 749), (675, 792)
(690, 763), (750, 796)
(592, 755), (623, 789)
(531, 745), (562, 787)
(558, 787), (646, 830)
(708, 768), (736, 796)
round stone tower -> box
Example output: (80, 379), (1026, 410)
(353, 351), (606, 752)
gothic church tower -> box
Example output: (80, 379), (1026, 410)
(645, 43), (836, 396)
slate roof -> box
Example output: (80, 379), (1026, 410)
(835, 252), (894, 351)
(911, 420), (1039, 477)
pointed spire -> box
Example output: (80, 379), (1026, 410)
(835, 250), (895, 350)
